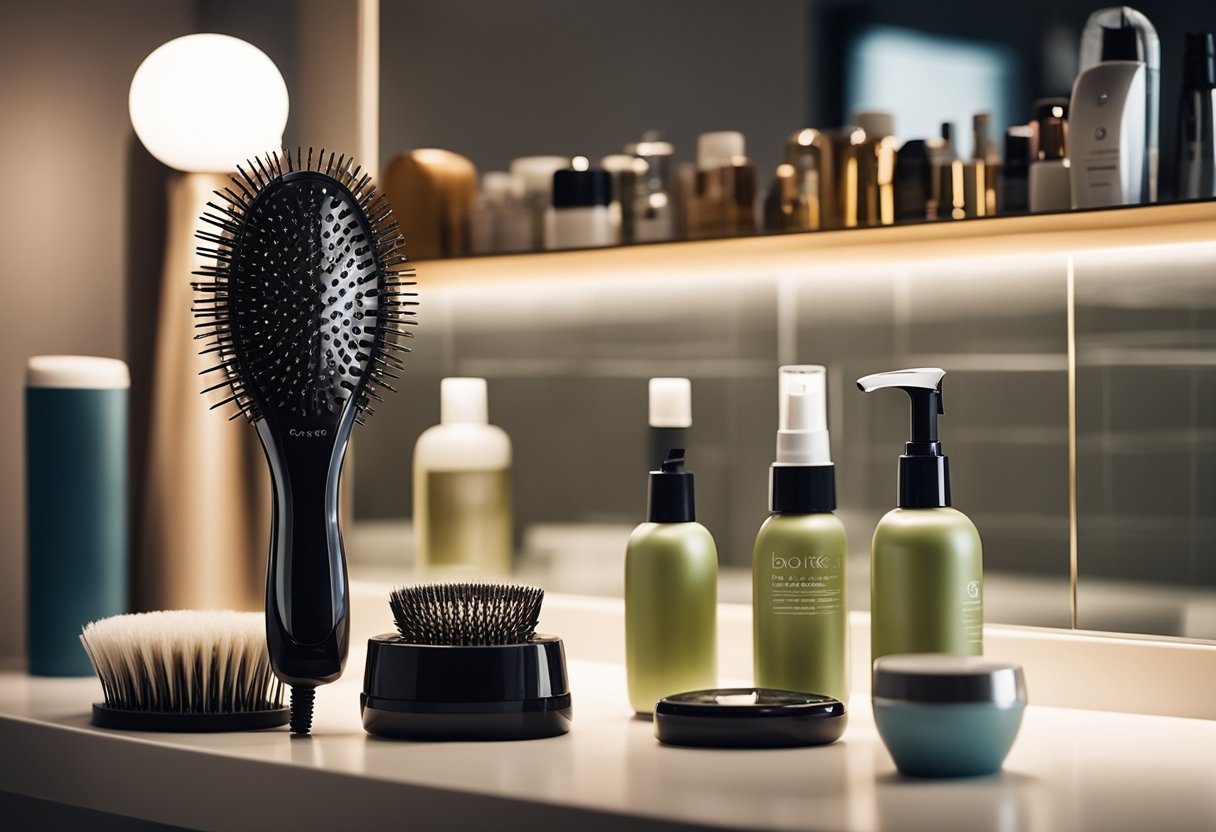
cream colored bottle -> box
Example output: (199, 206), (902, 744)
(413, 378), (512, 578)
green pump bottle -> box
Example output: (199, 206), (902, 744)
(625, 449), (718, 715)
(752, 366), (849, 703)
(857, 368), (983, 662)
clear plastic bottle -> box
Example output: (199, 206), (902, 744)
(413, 378), (513, 579)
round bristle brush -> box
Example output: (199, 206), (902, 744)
(362, 583), (572, 741)
(80, 611), (287, 732)
(192, 148), (417, 735)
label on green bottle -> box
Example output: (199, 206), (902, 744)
(767, 552), (844, 617)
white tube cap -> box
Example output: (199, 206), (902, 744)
(509, 156), (571, 199)
(649, 378), (692, 428)
(481, 171), (515, 199)
(441, 378), (488, 425)
(697, 131), (746, 170)
(26, 355), (130, 389)
(777, 365), (830, 465)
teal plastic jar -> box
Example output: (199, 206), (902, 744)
(873, 654), (1026, 778)
(26, 356), (129, 676)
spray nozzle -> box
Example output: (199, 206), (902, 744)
(857, 368), (951, 508)
(777, 365), (831, 465)
(660, 449), (686, 474)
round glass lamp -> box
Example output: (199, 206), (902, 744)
(129, 33), (288, 173)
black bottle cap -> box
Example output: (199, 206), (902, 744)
(1183, 33), (1216, 88)
(648, 449), (695, 522)
(770, 465), (836, 513)
(856, 368), (951, 509)
(552, 168), (612, 208)
(1100, 24), (1140, 62)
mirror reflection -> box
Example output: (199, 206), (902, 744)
(379, 1), (1216, 258)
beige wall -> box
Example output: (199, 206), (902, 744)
(0, 1), (196, 660)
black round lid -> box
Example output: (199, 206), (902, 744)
(654, 688), (846, 748)
(552, 168), (611, 208)
(873, 655), (1026, 706)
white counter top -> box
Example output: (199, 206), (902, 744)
(2, 652), (1214, 832)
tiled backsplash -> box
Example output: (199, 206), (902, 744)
(354, 237), (1216, 639)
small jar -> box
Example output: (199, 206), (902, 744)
(873, 654), (1026, 778)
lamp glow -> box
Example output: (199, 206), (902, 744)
(129, 34), (288, 173)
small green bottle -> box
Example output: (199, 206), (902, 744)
(857, 368), (983, 662)
(752, 366), (849, 704)
(625, 449), (718, 715)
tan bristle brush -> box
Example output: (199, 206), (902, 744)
(81, 610), (287, 732)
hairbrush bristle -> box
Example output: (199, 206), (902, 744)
(80, 611), (284, 714)
(191, 147), (417, 424)
(389, 584), (545, 646)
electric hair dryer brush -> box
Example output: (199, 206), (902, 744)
(193, 148), (416, 734)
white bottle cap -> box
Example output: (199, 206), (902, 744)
(509, 156), (571, 199)
(777, 365), (830, 465)
(852, 110), (895, 139)
(26, 355), (130, 389)
(697, 131), (746, 171)
(648, 378), (692, 428)
(441, 377), (488, 425)
(600, 154), (636, 173)
(481, 171), (515, 200)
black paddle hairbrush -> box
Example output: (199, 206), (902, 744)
(193, 148), (416, 735)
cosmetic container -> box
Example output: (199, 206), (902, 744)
(1029, 98), (1072, 213)
(413, 378), (513, 579)
(383, 148), (477, 258)
(930, 123), (964, 220)
(470, 171), (531, 255)
(1176, 32), (1216, 200)
(648, 377), (691, 471)
(1071, 8), (1158, 207)
(853, 111), (897, 226)
(625, 450), (717, 714)
(964, 113), (999, 217)
(873, 655), (1026, 778)
(857, 368), (983, 662)
(26, 356), (129, 676)
(510, 155), (570, 250)
(544, 162), (615, 250)
(1000, 126), (1032, 214)
(362, 634), (572, 740)
(752, 366), (848, 703)
(687, 131), (756, 239)
(654, 689), (846, 748)
(893, 138), (945, 222)
(619, 139), (676, 243)
(773, 129), (829, 231)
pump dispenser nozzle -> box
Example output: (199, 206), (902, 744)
(856, 368), (950, 508)
(648, 449), (696, 522)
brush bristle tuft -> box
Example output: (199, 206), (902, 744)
(389, 583), (544, 646)
(80, 611), (284, 714)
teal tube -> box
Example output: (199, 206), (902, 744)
(26, 387), (128, 676)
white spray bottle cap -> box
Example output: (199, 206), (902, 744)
(441, 377), (488, 425)
(649, 378), (692, 428)
(776, 365), (830, 465)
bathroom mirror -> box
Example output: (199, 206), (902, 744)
(356, 1), (1216, 642)
(378, 0), (1216, 258)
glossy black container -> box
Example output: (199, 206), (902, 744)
(654, 688), (846, 748)
(361, 634), (572, 740)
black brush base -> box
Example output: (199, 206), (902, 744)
(361, 634), (572, 741)
(91, 703), (289, 733)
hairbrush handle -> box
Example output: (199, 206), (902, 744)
(259, 422), (351, 689)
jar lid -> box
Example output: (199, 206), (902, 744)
(654, 688), (846, 748)
(873, 655), (1026, 706)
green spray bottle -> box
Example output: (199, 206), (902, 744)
(752, 366), (848, 703)
(625, 449), (718, 715)
(857, 368), (983, 661)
